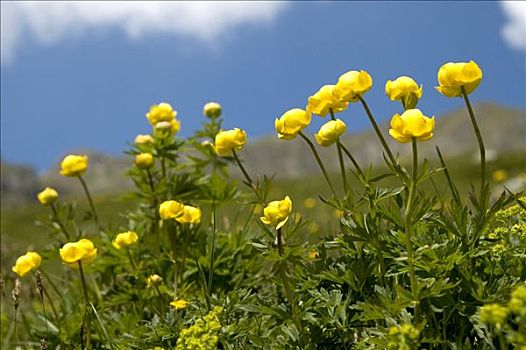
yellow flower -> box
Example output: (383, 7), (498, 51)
(159, 200), (185, 220)
(60, 154), (88, 177)
(170, 299), (189, 310)
(12, 252), (42, 277)
(308, 250), (319, 259)
(436, 60), (482, 97)
(203, 102), (222, 119)
(509, 285), (526, 316)
(59, 239), (97, 267)
(37, 187), (58, 205)
(135, 134), (154, 145)
(135, 153), (154, 169)
(146, 102), (177, 125)
(314, 119), (347, 147)
(385, 76), (423, 108)
(175, 205), (201, 224)
(260, 196), (292, 229)
(333, 70), (373, 102)
(213, 128), (247, 156)
(307, 85), (349, 117)
(389, 108), (435, 143)
(303, 197), (316, 209)
(492, 169), (508, 182)
(275, 108), (311, 140)
(480, 304), (509, 328)
(112, 231), (139, 250)
(146, 274), (163, 287)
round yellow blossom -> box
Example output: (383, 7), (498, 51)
(146, 102), (177, 125)
(37, 187), (58, 205)
(175, 205), (202, 224)
(333, 70), (373, 102)
(385, 76), (423, 108)
(492, 169), (508, 183)
(389, 108), (435, 143)
(480, 303), (509, 328)
(12, 252), (42, 277)
(260, 196), (292, 230)
(135, 153), (154, 169)
(159, 200), (185, 220)
(135, 134), (154, 145)
(307, 85), (349, 117)
(314, 119), (347, 147)
(436, 60), (482, 97)
(59, 239), (97, 267)
(60, 154), (88, 177)
(203, 102), (222, 119)
(146, 274), (163, 287)
(170, 299), (189, 310)
(112, 231), (139, 250)
(213, 128), (247, 156)
(275, 108), (311, 140)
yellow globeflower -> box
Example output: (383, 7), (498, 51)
(146, 274), (163, 287)
(12, 252), (42, 277)
(159, 200), (185, 220)
(175, 205), (201, 224)
(60, 155), (88, 177)
(135, 153), (154, 169)
(59, 239), (97, 267)
(37, 187), (58, 205)
(389, 109), (435, 143)
(135, 134), (154, 145)
(275, 108), (311, 140)
(213, 128), (247, 156)
(170, 299), (189, 310)
(203, 102), (222, 119)
(112, 231), (139, 250)
(307, 85), (349, 117)
(385, 76), (423, 108)
(436, 60), (482, 97)
(146, 102), (177, 125)
(333, 70), (373, 102)
(260, 196), (292, 230)
(314, 119), (347, 147)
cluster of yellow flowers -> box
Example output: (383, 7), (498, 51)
(480, 284), (526, 329)
(175, 306), (223, 350)
(159, 200), (201, 224)
(146, 102), (181, 137)
(387, 323), (420, 350)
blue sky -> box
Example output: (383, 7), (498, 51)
(1, 1), (525, 171)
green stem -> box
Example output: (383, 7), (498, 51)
(276, 228), (284, 256)
(461, 88), (486, 207)
(169, 225), (178, 298)
(278, 265), (304, 340)
(299, 131), (339, 199)
(77, 175), (100, 230)
(405, 138), (420, 324)
(78, 262), (90, 307)
(208, 201), (217, 293)
(330, 109), (348, 192)
(78, 261), (92, 350)
(358, 96), (397, 167)
(337, 141), (365, 178)
(232, 150), (264, 204)
(50, 203), (71, 240)
(126, 248), (136, 270)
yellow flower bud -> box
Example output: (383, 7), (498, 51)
(60, 154), (88, 177)
(153, 119), (181, 138)
(203, 102), (222, 119)
(146, 102), (177, 125)
(333, 70), (373, 102)
(12, 252), (42, 277)
(59, 239), (97, 267)
(175, 205), (202, 224)
(212, 128), (247, 156)
(385, 76), (423, 108)
(135, 153), (154, 169)
(146, 274), (163, 287)
(135, 134), (154, 145)
(159, 200), (185, 220)
(275, 108), (311, 140)
(260, 196), (292, 230)
(314, 119), (347, 147)
(37, 187), (58, 205)
(436, 60), (482, 97)
(170, 299), (189, 310)
(389, 109), (435, 143)
(112, 231), (139, 250)
(307, 85), (349, 117)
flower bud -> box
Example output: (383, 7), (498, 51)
(275, 108), (311, 140)
(260, 196), (292, 229)
(135, 134), (154, 145)
(203, 102), (222, 119)
(436, 60), (482, 97)
(135, 153), (154, 169)
(307, 85), (348, 117)
(314, 119), (347, 147)
(389, 109), (435, 143)
(333, 70), (373, 102)
(60, 154), (88, 177)
(146, 274), (163, 287)
(212, 128), (247, 156)
(112, 231), (139, 249)
(37, 187), (58, 205)
(385, 76), (423, 109)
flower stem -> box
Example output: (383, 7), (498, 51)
(276, 228), (284, 256)
(232, 150), (264, 203)
(208, 201), (217, 292)
(461, 88), (486, 207)
(299, 131), (339, 199)
(337, 141), (365, 179)
(277, 264), (304, 340)
(126, 248), (136, 270)
(50, 203), (71, 240)
(77, 175), (100, 230)
(78, 261), (92, 350)
(146, 168), (161, 249)
(330, 109), (348, 193)
(78, 262), (90, 307)
(405, 138), (420, 324)
(358, 96), (397, 167)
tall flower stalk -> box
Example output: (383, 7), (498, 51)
(77, 175), (100, 229)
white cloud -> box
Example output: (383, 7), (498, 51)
(500, 1), (526, 51)
(0, 1), (288, 64)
